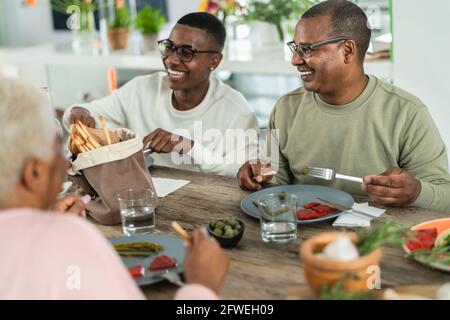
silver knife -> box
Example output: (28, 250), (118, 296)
(316, 197), (386, 223)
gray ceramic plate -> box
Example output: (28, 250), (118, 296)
(240, 185), (354, 224)
(110, 234), (185, 287)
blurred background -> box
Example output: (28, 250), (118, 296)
(0, 0), (449, 164)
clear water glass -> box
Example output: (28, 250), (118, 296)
(256, 192), (298, 244)
(117, 188), (157, 236)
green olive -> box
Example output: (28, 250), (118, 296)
(216, 221), (225, 229)
(301, 166), (310, 175)
(224, 229), (235, 238)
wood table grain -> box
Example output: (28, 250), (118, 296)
(92, 167), (450, 300)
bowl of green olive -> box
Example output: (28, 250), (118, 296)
(208, 218), (245, 248)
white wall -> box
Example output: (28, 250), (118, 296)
(392, 0), (450, 165)
(167, 0), (198, 22)
(0, 0), (70, 47)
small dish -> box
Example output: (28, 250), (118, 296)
(403, 218), (450, 272)
(208, 218), (245, 248)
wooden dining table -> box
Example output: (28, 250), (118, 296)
(92, 166), (450, 300)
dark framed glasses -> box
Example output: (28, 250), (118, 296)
(287, 36), (348, 58)
(157, 39), (219, 62)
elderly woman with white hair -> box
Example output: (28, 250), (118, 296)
(0, 77), (228, 299)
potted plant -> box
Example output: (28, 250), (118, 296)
(135, 5), (166, 52)
(300, 221), (408, 296)
(243, 0), (318, 44)
(107, 0), (130, 50)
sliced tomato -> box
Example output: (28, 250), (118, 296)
(296, 209), (327, 220)
(128, 265), (145, 278)
(405, 228), (438, 252)
(297, 202), (338, 220)
(311, 205), (338, 215)
(304, 202), (321, 209)
(149, 255), (177, 271)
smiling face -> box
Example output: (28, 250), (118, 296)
(291, 15), (348, 95)
(162, 24), (222, 92)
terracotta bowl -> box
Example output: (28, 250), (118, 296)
(300, 231), (382, 296)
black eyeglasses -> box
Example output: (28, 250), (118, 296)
(287, 36), (348, 58)
(157, 39), (219, 62)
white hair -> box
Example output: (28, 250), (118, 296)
(0, 77), (56, 205)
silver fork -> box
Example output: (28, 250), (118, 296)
(307, 167), (363, 183)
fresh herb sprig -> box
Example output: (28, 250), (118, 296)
(319, 274), (376, 300)
(356, 220), (409, 256)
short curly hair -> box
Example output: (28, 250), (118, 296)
(177, 12), (227, 51)
(302, 0), (371, 62)
(0, 78), (55, 205)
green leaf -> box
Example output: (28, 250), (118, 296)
(356, 220), (408, 256)
(242, 0), (319, 42)
(134, 5), (166, 35)
(109, 6), (131, 29)
(319, 273), (376, 300)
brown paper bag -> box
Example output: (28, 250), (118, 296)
(68, 128), (156, 225)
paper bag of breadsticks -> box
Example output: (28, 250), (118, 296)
(67, 121), (156, 225)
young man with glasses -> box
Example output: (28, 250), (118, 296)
(64, 12), (258, 177)
(237, 0), (450, 212)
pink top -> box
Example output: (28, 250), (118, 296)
(0, 209), (217, 300)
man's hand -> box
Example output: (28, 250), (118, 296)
(51, 196), (86, 218)
(361, 167), (421, 207)
(143, 128), (193, 154)
(183, 229), (229, 294)
(237, 160), (274, 191)
(69, 107), (96, 128)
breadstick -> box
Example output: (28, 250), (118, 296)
(75, 122), (101, 149)
(72, 132), (90, 152)
(73, 136), (88, 153)
(98, 116), (112, 145)
(171, 222), (192, 242)
(69, 138), (79, 154)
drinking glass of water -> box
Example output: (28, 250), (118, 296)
(255, 193), (298, 244)
(117, 188), (157, 236)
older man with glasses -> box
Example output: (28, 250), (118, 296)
(64, 12), (258, 177)
(237, 0), (450, 212)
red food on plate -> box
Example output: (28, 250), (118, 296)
(128, 265), (145, 278)
(304, 202), (322, 209)
(296, 202), (339, 220)
(296, 209), (325, 220)
(149, 255), (177, 271)
(405, 228), (438, 252)
(312, 205), (338, 215)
